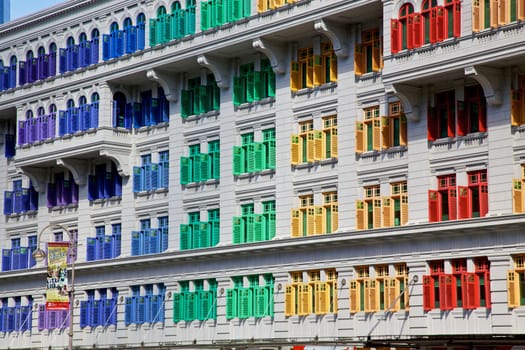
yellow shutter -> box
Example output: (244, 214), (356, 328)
(314, 130), (324, 160)
(381, 117), (391, 149)
(331, 127), (338, 158)
(331, 204), (339, 232)
(364, 279), (379, 312)
(519, 0), (525, 20)
(306, 57), (314, 88)
(372, 40), (381, 72)
(472, 0), (482, 32)
(330, 51), (337, 82)
(314, 206), (325, 234)
(291, 134), (300, 165)
(257, 0), (265, 12)
(329, 282), (338, 313)
(373, 118), (381, 151)
(307, 131), (315, 163)
(306, 206), (315, 236)
(491, 0), (500, 27)
(313, 55), (323, 86)
(291, 209), (302, 237)
(354, 43), (364, 76)
(513, 179), (525, 213)
(355, 121), (364, 154)
(384, 278), (400, 311)
(315, 282), (329, 314)
(401, 194), (409, 225)
(382, 197), (393, 228)
(349, 281), (360, 313)
(511, 90), (524, 126)
(356, 200), (366, 230)
(507, 270), (520, 308)
(373, 199), (382, 229)
(499, 0), (509, 24)
(290, 61), (300, 92)
(298, 283), (312, 315)
(285, 285), (296, 316)
(400, 114), (408, 146)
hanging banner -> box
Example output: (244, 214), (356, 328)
(46, 242), (69, 311)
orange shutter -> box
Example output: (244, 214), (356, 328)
(373, 199), (382, 228)
(372, 41), (381, 72)
(331, 204), (338, 232)
(472, 0), (482, 32)
(315, 282), (329, 314)
(291, 209), (302, 237)
(290, 61), (300, 92)
(314, 206), (324, 235)
(385, 278), (400, 311)
(349, 281), (360, 313)
(285, 285), (296, 315)
(490, 0), (499, 27)
(401, 194), (409, 225)
(355, 121), (364, 154)
(381, 117), (391, 149)
(382, 197), (393, 227)
(364, 279), (379, 312)
(290, 134), (300, 165)
(513, 179), (525, 213)
(519, 0), (525, 20)
(313, 55), (323, 86)
(356, 200), (366, 230)
(314, 130), (324, 160)
(511, 89), (524, 126)
(373, 118), (381, 151)
(354, 43), (364, 76)
(400, 114), (408, 146)
(306, 57), (314, 88)
(507, 270), (520, 308)
(499, 0), (509, 24)
(331, 127), (338, 158)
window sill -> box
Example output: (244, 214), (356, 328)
(293, 82), (337, 97)
(136, 122), (169, 132)
(357, 146), (407, 159)
(91, 196), (122, 204)
(356, 71), (381, 80)
(430, 132), (487, 148)
(182, 110), (220, 122)
(6, 210), (38, 218)
(235, 168), (275, 178)
(293, 157), (338, 169)
(50, 203), (78, 211)
(235, 96), (276, 110)
(183, 179), (219, 188)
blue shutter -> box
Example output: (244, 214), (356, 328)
(142, 229), (150, 255)
(143, 164), (152, 191)
(137, 23), (146, 50)
(2, 249), (11, 271)
(116, 30), (125, 57)
(86, 237), (96, 261)
(91, 102), (99, 128)
(18, 61), (26, 85)
(151, 163), (159, 190)
(79, 300), (89, 328)
(3, 191), (13, 215)
(11, 247), (20, 270)
(131, 231), (141, 256)
(133, 166), (143, 192)
(58, 111), (67, 136)
(161, 226), (168, 252)
(59, 49), (67, 73)
(88, 175), (97, 201)
(19, 247), (28, 270)
(91, 38), (99, 64)
(103, 235), (113, 259)
(112, 234), (121, 258)
(102, 34), (111, 61)
(137, 296), (145, 324)
(38, 305), (46, 330)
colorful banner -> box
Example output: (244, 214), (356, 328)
(46, 242), (69, 311)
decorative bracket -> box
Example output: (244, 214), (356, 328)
(314, 19), (349, 58)
(99, 149), (130, 177)
(197, 55), (231, 89)
(385, 83), (421, 122)
(146, 69), (180, 102)
(56, 158), (89, 186)
(16, 166), (48, 193)
(464, 66), (503, 106)
(252, 38), (287, 74)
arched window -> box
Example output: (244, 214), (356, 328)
(38, 46), (46, 57)
(444, 0), (461, 38)
(26, 50), (34, 61)
(79, 32), (88, 43)
(26, 110), (34, 119)
(399, 4), (414, 50)
(137, 13), (146, 24)
(110, 22), (119, 33)
(37, 107), (45, 116)
(10, 55), (17, 66)
(91, 28), (100, 39)
(49, 43), (57, 53)
(79, 96), (87, 106)
(91, 92), (100, 103)
(0, 59), (3, 70)
(67, 99), (75, 110)
(67, 37), (75, 48)
(123, 17), (132, 29)
(187, 0), (195, 7)
(49, 104), (57, 114)
(171, 1), (181, 12)
(157, 6), (167, 16)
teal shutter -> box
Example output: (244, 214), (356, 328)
(191, 223), (201, 248)
(181, 90), (192, 118)
(254, 142), (266, 171)
(254, 214), (266, 241)
(212, 84), (220, 111)
(180, 156), (191, 184)
(253, 71), (262, 101)
(246, 144), (256, 173)
(232, 216), (244, 244)
(268, 70), (276, 97)
(199, 153), (210, 181)
(226, 289), (237, 319)
(164, 14), (172, 42)
(266, 139), (276, 169)
(242, 0), (250, 17)
(246, 71), (255, 103)
(198, 85), (208, 114)
(201, 2), (209, 30)
(238, 288), (253, 318)
(199, 222), (210, 248)
(173, 293), (181, 322)
(266, 212), (276, 239)
(232, 0), (242, 20)
(246, 214), (255, 242)
(180, 224), (191, 250)
(233, 76), (243, 106)
(233, 146), (245, 175)
(254, 286), (268, 317)
(149, 19), (157, 46)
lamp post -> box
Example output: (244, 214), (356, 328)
(32, 223), (76, 350)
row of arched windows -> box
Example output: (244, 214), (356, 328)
(24, 93), (100, 119)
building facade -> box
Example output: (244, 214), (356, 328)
(0, 0), (525, 349)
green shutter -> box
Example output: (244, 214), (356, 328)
(173, 293), (182, 322)
(233, 76), (243, 106)
(266, 139), (276, 169)
(192, 223), (201, 248)
(186, 292), (197, 321)
(267, 70), (276, 97)
(201, 2), (209, 30)
(246, 144), (256, 173)
(199, 153), (210, 181)
(265, 212), (276, 239)
(181, 90), (192, 118)
(246, 71), (255, 103)
(254, 214), (266, 241)
(180, 156), (191, 184)
(149, 19), (157, 46)
(233, 146), (245, 175)
(253, 71), (262, 101)
(232, 0), (242, 20)
(226, 289), (237, 319)
(180, 224), (191, 250)
(232, 216), (244, 244)
(198, 85), (208, 114)
(246, 214), (255, 242)
(254, 142), (266, 171)
(242, 0), (250, 17)
(238, 288), (253, 318)
(254, 286), (268, 317)
(192, 154), (201, 182)
(212, 84), (220, 111)
(199, 222), (211, 248)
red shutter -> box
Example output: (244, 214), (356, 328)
(428, 190), (441, 222)
(411, 13), (423, 48)
(427, 106), (438, 141)
(391, 19), (400, 54)
(436, 7), (446, 42)
(479, 99), (487, 132)
(458, 186), (471, 219)
(483, 271), (491, 309)
(456, 100), (467, 136)
(430, 8), (438, 43)
(462, 272), (480, 309)
(447, 101), (456, 137)
(448, 188), (457, 220)
(453, 2), (461, 37)
(480, 184), (488, 217)
(439, 274), (456, 310)
(407, 16), (414, 49)
(423, 275), (434, 311)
